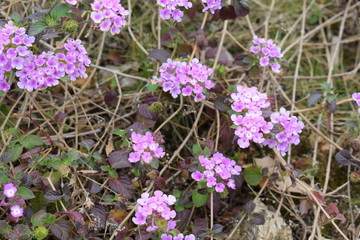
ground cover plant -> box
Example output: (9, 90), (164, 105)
(0, 0), (359, 239)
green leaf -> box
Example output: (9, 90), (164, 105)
(20, 135), (43, 149)
(28, 21), (48, 36)
(44, 213), (56, 225)
(108, 169), (119, 179)
(17, 186), (36, 200)
(9, 128), (21, 137)
(0, 145), (23, 163)
(243, 166), (263, 186)
(147, 83), (159, 92)
(150, 158), (159, 169)
(192, 189), (209, 207)
(10, 12), (22, 23)
(0, 220), (11, 233)
(175, 205), (185, 212)
(31, 210), (48, 227)
(50, 3), (70, 21)
(192, 144), (202, 156)
(113, 129), (127, 137)
(203, 147), (211, 158)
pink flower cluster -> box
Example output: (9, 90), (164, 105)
(230, 85), (304, 155)
(191, 152), (242, 192)
(128, 132), (165, 163)
(201, 0), (222, 14)
(154, 58), (215, 102)
(1, 183), (24, 218)
(17, 39), (91, 91)
(161, 233), (196, 240)
(250, 35), (282, 73)
(230, 85), (273, 148)
(132, 191), (177, 232)
(0, 22), (35, 90)
(0, 22), (91, 91)
(64, 0), (77, 5)
(263, 108), (304, 156)
(352, 93), (360, 113)
(90, 0), (129, 35)
(157, 0), (192, 22)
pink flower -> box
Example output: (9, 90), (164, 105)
(10, 205), (23, 218)
(65, 0), (77, 5)
(191, 171), (204, 181)
(3, 183), (17, 198)
(259, 56), (269, 66)
(129, 131), (165, 164)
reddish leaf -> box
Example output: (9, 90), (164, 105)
(104, 90), (119, 106)
(138, 104), (158, 120)
(56, 211), (85, 225)
(19, 147), (41, 161)
(50, 219), (71, 240)
(219, 5), (237, 20)
(234, 0), (250, 17)
(54, 112), (67, 123)
(154, 176), (167, 189)
(109, 149), (132, 169)
(109, 173), (135, 199)
(321, 203), (345, 222)
(90, 204), (107, 227)
(109, 209), (129, 223)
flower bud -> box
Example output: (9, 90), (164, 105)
(62, 20), (79, 34)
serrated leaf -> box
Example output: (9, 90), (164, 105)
(243, 166), (263, 186)
(50, 219), (70, 240)
(0, 220), (11, 233)
(10, 12), (22, 23)
(28, 21), (48, 36)
(31, 210), (47, 227)
(113, 129), (127, 137)
(192, 189), (209, 207)
(147, 83), (159, 92)
(307, 90), (322, 106)
(192, 144), (202, 156)
(44, 190), (63, 201)
(56, 211), (84, 225)
(50, 3), (70, 21)
(0, 145), (23, 163)
(212, 224), (224, 234)
(148, 49), (171, 62)
(109, 150), (131, 169)
(20, 135), (43, 149)
(17, 186), (35, 200)
(234, 0), (250, 17)
(109, 173), (134, 199)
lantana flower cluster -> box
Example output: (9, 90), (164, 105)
(161, 233), (196, 240)
(1, 183), (24, 218)
(17, 39), (91, 91)
(250, 35), (283, 73)
(90, 0), (129, 35)
(352, 92), (360, 113)
(0, 22), (91, 91)
(132, 191), (177, 232)
(129, 131), (165, 163)
(64, 0), (77, 5)
(191, 152), (242, 192)
(230, 85), (273, 148)
(230, 85), (304, 155)
(263, 108), (304, 156)
(157, 0), (192, 22)
(201, 0), (222, 14)
(154, 58), (215, 102)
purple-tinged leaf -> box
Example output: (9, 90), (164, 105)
(148, 49), (171, 63)
(109, 149), (132, 169)
(212, 224), (223, 234)
(19, 147), (41, 161)
(44, 190), (63, 201)
(334, 150), (360, 167)
(90, 204), (107, 227)
(138, 104), (158, 120)
(205, 47), (234, 66)
(56, 211), (85, 225)
(214, 95), (228, 112)
(79, 139), (95, 150)
(243, 201), (256, 213)
(50, 219), (71, 240)
(176, 209), (191, 231)
(88, 181), (101, 194)
(327, 100), (337, 113)
(54, 112), (67, 123)
(234, 0), (250, 17)
(109, 173), (135, 199)
(193, 218), (207, 236)
(219, 5), (237, 20)
(104, 90), (119, 106)
(307, 90), (322, 106)
(251, 213), (265, 225)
